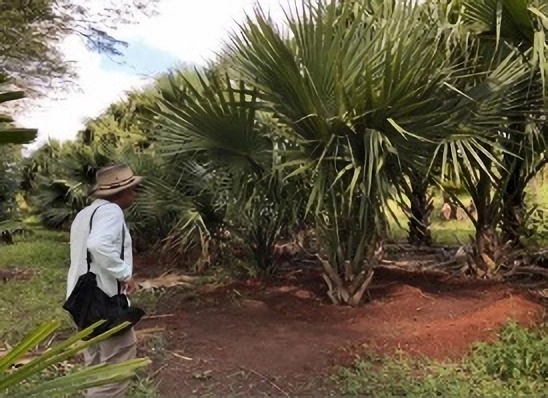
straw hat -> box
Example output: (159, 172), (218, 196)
(90, 164), (143, 198)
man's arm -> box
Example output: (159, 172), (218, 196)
(87, 204), (132, 282)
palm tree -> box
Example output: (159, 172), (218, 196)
(429, 0), (547, 273)
(466, 0), (547, 247)
(152, 0), (530, 304)
(150, 68), (306, 275)
(25, 141), (117, 230)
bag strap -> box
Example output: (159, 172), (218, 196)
(121, 224), (125, 261)
(86, 204), (126, 295)
(86, 204), (107, 273)
(119, 224), (126, 295)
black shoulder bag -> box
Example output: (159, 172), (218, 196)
(63, 205), (145, 340)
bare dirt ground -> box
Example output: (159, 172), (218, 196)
(133, 258), (546, 397)
(0, 267), (34, 282)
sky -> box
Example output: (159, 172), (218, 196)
(17, 0), (290, 151)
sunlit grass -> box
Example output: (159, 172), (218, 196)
(0, 229), (71, 342)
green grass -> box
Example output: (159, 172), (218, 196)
(385, 178), (548, 246)
(389, 218), (474, 245)
(386, 194), (475, 245)
(337, 322), (548, 397)
(0, 229), (72, 342)
(127, 372), (162, 397)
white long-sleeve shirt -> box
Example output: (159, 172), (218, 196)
(67, 199), (133, 299)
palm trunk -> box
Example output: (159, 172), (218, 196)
(501, 158), (525, 247)
(468, 169), (502, 278)
(407, 174), (433, 246)
(320, 257), (375, 306)
(316, 195), (380, 306)
(500, 118), (528, 247)
(469, 224), (500, 278)
(318, 232), (378, 306)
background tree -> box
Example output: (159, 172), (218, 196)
(0, 74), (37, 243)
(0, 0), (158, 95)
(81, 88), (160, 149)
(429, 0), (547, 275)
(0, 74), (37, 145)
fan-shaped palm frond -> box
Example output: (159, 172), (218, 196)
(150, 67), (308, 272)
(154, 69), (272, 184)
(32, 179), (88, 230)
(452, 0), (547, 94)
(27, 141), (126, 231)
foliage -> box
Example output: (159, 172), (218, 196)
(0, 74), (37, 146)
(19, 140), (63, 194)
(128, 373), (161, 398)
(0, 146), (22, 221)
(338, 322), (548, 397)
(130, 156), (225, 263)
(0, 74), (36, 242)
(472, 322), (547, 381)
(0, 230), (72, 342)
(431, 0), (548, 261)
(150, 68), (304, 273)
(523, 206), (548, 244)
(32, 179), (89, 230)
(1, 320), (150, 397)
(23, 142), (110, 230)
(81, 88), (160, 149)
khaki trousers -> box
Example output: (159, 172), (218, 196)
(83, 328), (137, 397)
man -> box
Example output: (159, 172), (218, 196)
(66, 163), (143, 397)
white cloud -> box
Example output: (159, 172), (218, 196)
(116, 0), (291, 64)
(17, 35), (152, 151)
(16, 0), (294, 151)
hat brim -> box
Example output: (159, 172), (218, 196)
(90, 176), (144, 198)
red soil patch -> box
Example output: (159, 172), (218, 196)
(134, 266), (544, 396)
(0, 268), (34, 282)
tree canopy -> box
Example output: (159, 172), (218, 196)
(0, 0), (158, 94)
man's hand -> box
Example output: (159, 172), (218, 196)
(120, 277), (138, 295)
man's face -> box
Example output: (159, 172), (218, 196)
(118, 186), (137, 209)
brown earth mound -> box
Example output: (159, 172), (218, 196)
(135, 266), (544, 396)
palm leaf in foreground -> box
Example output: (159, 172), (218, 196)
(0, 320), (150, 397)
